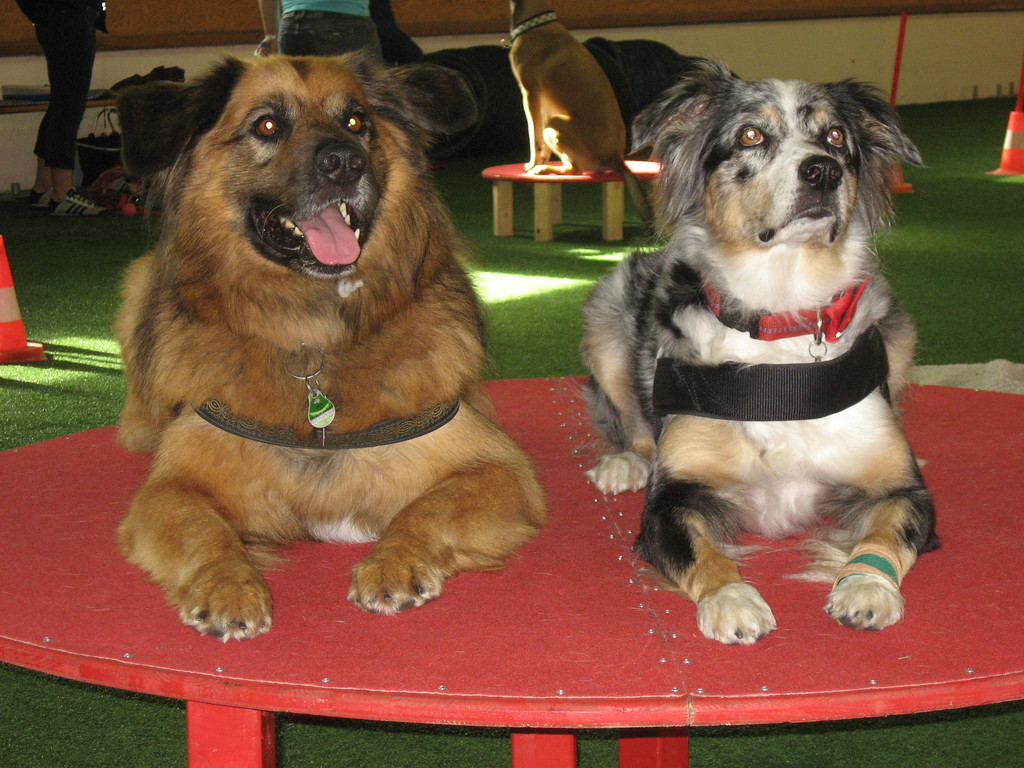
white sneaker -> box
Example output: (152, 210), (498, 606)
(29, 189), (52, 208)
(50, 188), (105, 216)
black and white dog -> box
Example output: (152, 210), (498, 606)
(582, 60), (938, 645)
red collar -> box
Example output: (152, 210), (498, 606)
(703, 278), (871, 343)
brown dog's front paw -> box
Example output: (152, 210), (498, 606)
(174, 561), (273, 641)
(348, 553), (445, 615)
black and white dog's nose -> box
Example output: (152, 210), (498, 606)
(799, 155), (843, 191)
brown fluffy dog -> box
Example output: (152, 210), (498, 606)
(114, 55), (545, 641)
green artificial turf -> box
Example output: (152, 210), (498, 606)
(0, 97), (1022, 766)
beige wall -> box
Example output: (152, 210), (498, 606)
(1, 11), (1020, 191)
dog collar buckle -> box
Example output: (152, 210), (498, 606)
(809, 308), (827, 361)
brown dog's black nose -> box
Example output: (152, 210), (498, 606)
(316, 141), (367, 185)
(799, 155), (843, 191)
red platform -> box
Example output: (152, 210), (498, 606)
(481, 161), (659, 241)
(1, 378), (1022, 767)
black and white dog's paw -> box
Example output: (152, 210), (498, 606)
(825, 573), (905, 630)
(697, 582), (777, 645)
(586, 451), (651, 495)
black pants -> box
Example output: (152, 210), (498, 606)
(32, 4), (98, 170)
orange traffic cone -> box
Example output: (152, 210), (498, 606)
(0, 235), (47, 364)
(987, 110), (1024, 176)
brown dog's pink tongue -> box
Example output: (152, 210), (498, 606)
(298, 206), (360, 265)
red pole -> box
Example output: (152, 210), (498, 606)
(890, 10), (909, 107)
(888, 12), (913, 191)
(1015, 47), (1023, 113)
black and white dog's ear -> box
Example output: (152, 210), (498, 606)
(116, 58), (245, 178)
(825, 79), (923, 167)
(631, 58), (734, 153)
(631, 59), (736, 224)
(825, 78), (923, 229)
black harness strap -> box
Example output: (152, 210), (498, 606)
(652, 326), (889, 422)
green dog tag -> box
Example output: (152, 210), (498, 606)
(307, 390), (336, 429)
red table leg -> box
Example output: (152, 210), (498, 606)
(186, 701), (276, 768)
(618, 727), (689, 768)
(511, 730), (578, 768)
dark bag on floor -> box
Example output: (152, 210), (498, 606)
(77, 108), (121, 188)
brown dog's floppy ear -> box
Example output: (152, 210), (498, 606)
(116, 57), (246, 177)
(368, 62), (480, 137)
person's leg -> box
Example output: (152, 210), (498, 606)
(32, 156), (49, 195)
(279, 11), (382, 59)
(33, 4), (98, 201)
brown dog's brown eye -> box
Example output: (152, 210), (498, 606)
(827, 127), (846, 147)
(346, 115), (364, 133)
(739, 127), (764, 147)
(256, 117), (278, 137)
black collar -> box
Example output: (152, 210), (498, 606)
(196, 399), (460, 450)
(652, 326), (889, 422)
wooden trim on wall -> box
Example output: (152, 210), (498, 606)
(1, 1), (1021, 57)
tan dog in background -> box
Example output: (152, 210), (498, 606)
(508, 2), (627, 177)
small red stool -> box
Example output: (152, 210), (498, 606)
(482, 161), (659, 241)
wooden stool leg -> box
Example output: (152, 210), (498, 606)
(534, 183), (556, 241)
(511, 730), (578, 768)
(493, 180), (514, 236)
(618, 727), (689, 768)
(551, 183), (563, 224)
(601, 180), (625, 241)
(187, 701), (276, 768)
